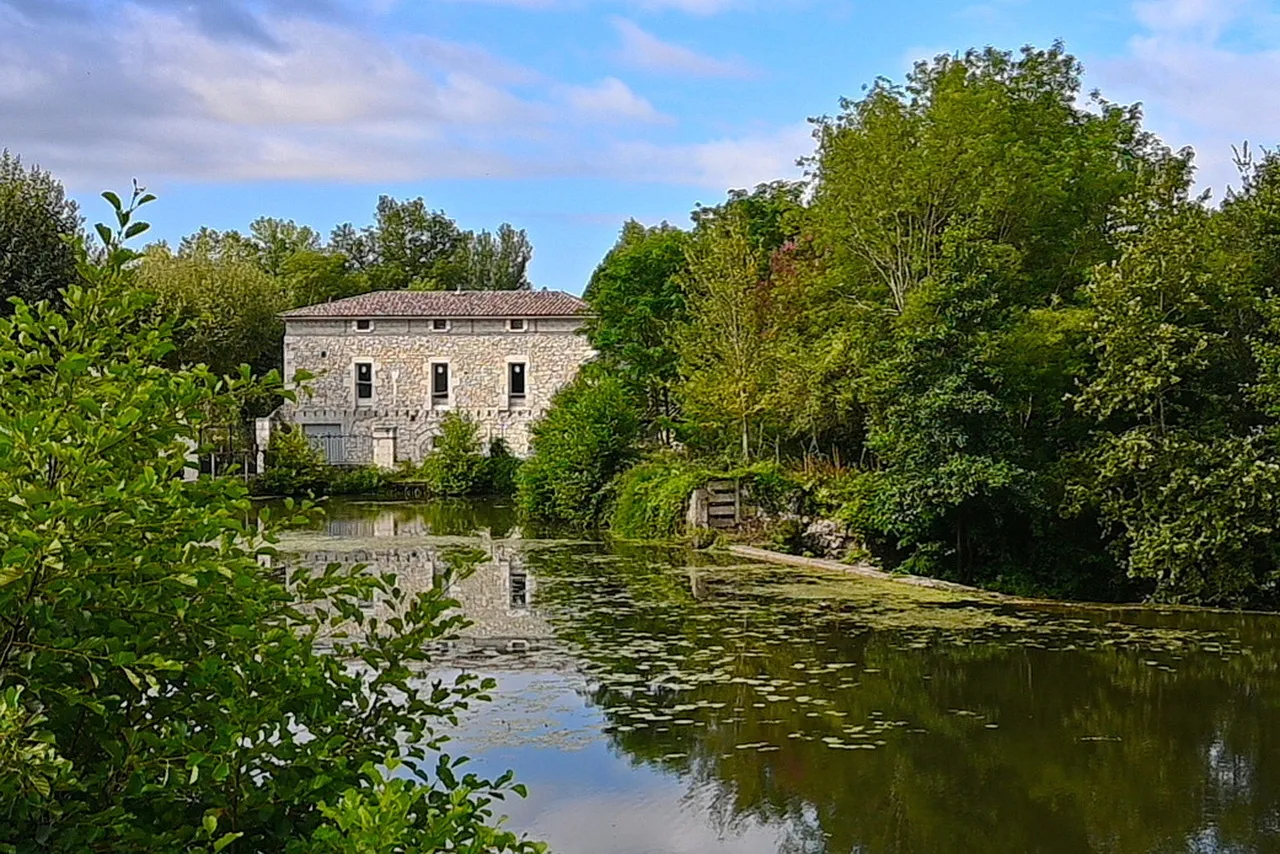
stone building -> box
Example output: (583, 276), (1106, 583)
(276, 289), (593, 464)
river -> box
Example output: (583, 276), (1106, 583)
(277, 499), (1280, 854)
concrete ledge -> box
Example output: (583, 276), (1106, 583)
(724, 545), (1001, 598)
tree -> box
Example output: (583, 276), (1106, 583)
(0, 188), (543, 851)
(583, 221), (689, 439)
(676, 211), (778, 460)
(136, 243), (289, 378)
(280, 249), (369, 307)
(333, 196), (468, 291)
(0, 150), (81, 312)
(456, 224), (533, 291)
(1069, 157), (1280, 604)
(248, 217), (321, 277)
(516, 369), (642, 527)
(795, 44), (1181, 587)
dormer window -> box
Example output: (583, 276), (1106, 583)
(508, 318), (526, 332)
(432, 318), (449, 332)
(355, 319), (373, 332)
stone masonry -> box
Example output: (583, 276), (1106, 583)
(276, 290), (594, 463)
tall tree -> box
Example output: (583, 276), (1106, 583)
(136, 243), (288, 378)
(248, 216), (322, 276)
(457, 223), (533, 291)
(677, 211), (778, 460)
(584, 220), (690, 439)
(800, 44), (1180, 585)
(0, 150), (81, 311)
(1069, 154), (1280, 604)
(333, 196), (468, 291)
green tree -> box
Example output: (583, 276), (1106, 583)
(248, 217), (322, 277)
(583, 220), (689, 439)
(1070, 158), (1280, 604)
(798, 44), (1180, 587)
(676, 211), (778, 460)
(280, 249), (369, 307)
(0, 188), (543, 852)
(420, 412), (488, 496)
(0, 150), (81, 312)
(136, 243), (288, 378)
(334, 196), (468, 291)
(458, 224), (533, 291)
(517, 370), (642, 527)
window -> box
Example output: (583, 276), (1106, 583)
(509, 567), (528, 609)
(355, 362), (373, 402)
(508, 318), (526, 331)
(432, 318), (449, 331)
(508, 361), (526, 407)
(355, 319), (372, 332)
(431, 362), (449, 406)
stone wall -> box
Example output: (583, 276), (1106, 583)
(291, 541), (552, 646)
(277, 315), (594, 461)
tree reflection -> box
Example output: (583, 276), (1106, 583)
(526, 545), (1280, 854)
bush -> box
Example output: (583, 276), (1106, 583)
(328, 465), (386, 496)
(516, 370), (642, 527)
(258, 422), (328, 495)
(609, 457), (807, 540)
(484, 438), (521, 496)
(416, 412), (488, 496)
(0, 193), (541, 853)
(610, 458), (713, 539)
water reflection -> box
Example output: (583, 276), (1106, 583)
(280, 502), (1280, 854)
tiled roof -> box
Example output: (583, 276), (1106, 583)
(281, 289), (589, 319)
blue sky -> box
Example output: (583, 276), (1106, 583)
(3, 0), (1278, 294)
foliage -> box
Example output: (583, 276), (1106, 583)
(258, 423), (328, 495)
(280, 249), (369, 307)
(609, 457), (802, 540)
(331, 197), (533, 292)
(136, 244), (289, 377)
(417, 412), (489, 497)
(484, 439), (522, 497)
(1065, 156), (1280, 605)
(0, 189), (541, 851)
(517, 370), (642, 527)
(0, 150), (81, 312)
(456, 225), (533, 291)
(328, 465), (387, 497)
(610, 458), (714, 540)
(583, 221), (689, 438)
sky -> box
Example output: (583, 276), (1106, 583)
(3, 0), (1280, 294)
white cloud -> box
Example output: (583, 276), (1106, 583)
(564, 77), (671, 123)
(1132, 0), (1252, 36)
(606, 122), (813, 188)
(0, 0), (805, 193)
(612, 17), (751, 77)
(1091, 0), (1280, 200)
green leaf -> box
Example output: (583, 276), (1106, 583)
(213, 832), (243, 852)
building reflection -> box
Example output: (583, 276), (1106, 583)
(285, 505), (557, 666)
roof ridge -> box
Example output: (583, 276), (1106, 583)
(280, 288), (589, 319)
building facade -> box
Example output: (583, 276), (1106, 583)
(276, 289), (593, 464)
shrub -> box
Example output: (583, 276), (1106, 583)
(610, 458), (713, 540)
(258, 422), (328, 495)
(328, 465), (386, 495)
(0, 191), (541, 853)
(484, 438), (521, 496)
(418, 412), (488, 496)
(516, 370), (642, 527)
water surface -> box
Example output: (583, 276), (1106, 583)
(280, 499), (1280, 854)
